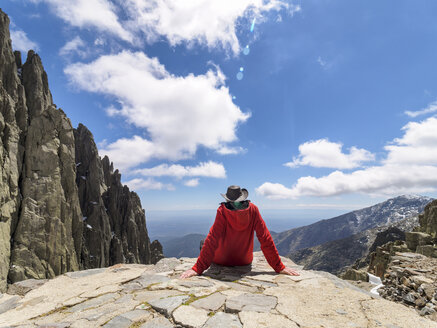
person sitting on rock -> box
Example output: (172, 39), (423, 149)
(180, 185), (300, 279)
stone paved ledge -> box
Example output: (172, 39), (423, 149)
(0, 252), (436, 328)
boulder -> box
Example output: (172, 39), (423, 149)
(341, 268), (369, 282)
(405, 232), (432, 251)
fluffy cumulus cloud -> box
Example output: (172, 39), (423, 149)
(33, 0), (296, 54)
(123, 177), (174, 191)
(31, 0), (133, 42)
(122, 0), (298, 54)
(133, 161), (226, 179)
(65, 51), (249, 171)
(10, 29), (38, 52)
(285, 139), (375, 169)
(257, 116), (437, 199)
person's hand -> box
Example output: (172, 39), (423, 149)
(280, 266), (300, 276)
(180, 269), (198, 279)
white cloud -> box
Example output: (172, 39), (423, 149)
(10, 29), (38, 52)
(94, 135), (156, 171)
(30, 0), (299, 54)
(65, 51), (249, 171)
(257, 165), (437, 199)
(405, 100), (437, 117)
(184, 178), (200, 187)
(133, 161), (226, 179)
(258, 116), (437, 199)
(59, 36), (87, 58)
(32, 0), (133, 42)
(123, 177), (174, 191)
(285, 139), (375, 169)
(216, 146), (247, 155)
(122, 0), (297, 54)
(384, 116), (437, 166)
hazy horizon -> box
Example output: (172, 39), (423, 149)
(146, 208), (347, 240)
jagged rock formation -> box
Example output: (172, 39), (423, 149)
(0, 9), (161, 292)
(418, 199), (437, 237)
(0, 252), (436, 327)
(267, 195), (432, 257)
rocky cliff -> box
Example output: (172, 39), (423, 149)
(0, 9), (162, 293)
(0, 252), (436, 328)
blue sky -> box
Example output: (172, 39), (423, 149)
(4, 0), (437, 219)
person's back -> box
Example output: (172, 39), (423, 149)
(180, 185), (299, 278)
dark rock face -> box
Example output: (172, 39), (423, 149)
(0, 9), (161, 292)
(74, 124), (112, 268)
(101, 155), (152, 265)
(150, 240), (164, 264)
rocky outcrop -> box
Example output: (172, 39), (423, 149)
(418, 199), (437, 237)
(150, 240), (164, 264)
(342, 195), (437, 320)
(0, 8), (160, 292)
(377, 252), (437, 319)
(0, 252), (436, 327)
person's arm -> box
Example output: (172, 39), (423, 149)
(254, 208), (299, 276)
(182, 208), (226, 277)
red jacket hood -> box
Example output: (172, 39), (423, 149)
(220, 202), (254, 231)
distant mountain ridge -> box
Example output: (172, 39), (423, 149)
(269, 195), (432, 257)
(160, 233), (206, 258)
(288, 216), (418, 274)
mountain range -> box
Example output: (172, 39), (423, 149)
(268, 195), (432, 256)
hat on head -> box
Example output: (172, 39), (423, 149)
(221, 185), (249, 202)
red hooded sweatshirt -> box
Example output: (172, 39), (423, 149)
(192, 202), (285, 274)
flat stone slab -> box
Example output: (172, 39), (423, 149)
(120, 309), (152, 322)
(102, 315), (131, 328)
(124, 273), (170, 290)
(240, 277), (277, 288)
(239, 311), (299, 328)
(225, 293), (277, 313)
(134, 289), (183, 304)
(148, 295), (189, 317)
(0, 295), (20, 314)
(66, 293), (118, 313)
(172, 305), (209, 327)
(203, 312), (242, 328)
(140, 316), (174, 328)
(154, 258), (181, 273)
(65, 268), (107, 279)
(191, 292), (226, 311)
